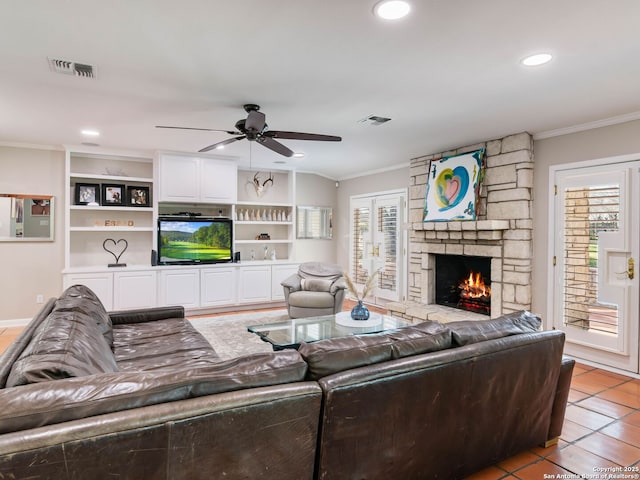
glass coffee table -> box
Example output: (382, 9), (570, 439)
(247, 311), (410, 350)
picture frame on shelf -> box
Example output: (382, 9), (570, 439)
(127, 185), (150, 207)
(75, 183), (100, 205)
(101, 184), (125, 206)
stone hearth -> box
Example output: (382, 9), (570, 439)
(388, 132), (534, 323)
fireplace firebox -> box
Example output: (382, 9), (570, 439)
(434, 254), (491, 315)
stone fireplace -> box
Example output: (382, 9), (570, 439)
(388, 132), (534, 323)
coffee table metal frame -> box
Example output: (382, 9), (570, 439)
(247, 311), (410, 350)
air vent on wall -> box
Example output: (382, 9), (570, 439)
(48, 57), (96, 78)
(357, 114), (392, 126)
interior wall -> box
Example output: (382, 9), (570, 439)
(335, 167), (410, 270)
(0, 145), (65, 321)
(294, 172), (338, 263)
(532, 119), (640, 324)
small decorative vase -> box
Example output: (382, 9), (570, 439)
(350, 300), (370, 321)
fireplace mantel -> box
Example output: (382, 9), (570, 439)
(412, 220), (509, 232)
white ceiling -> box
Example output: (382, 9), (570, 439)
(1, 1), (639, 179)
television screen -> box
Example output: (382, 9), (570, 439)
(157, 217), (233, 265)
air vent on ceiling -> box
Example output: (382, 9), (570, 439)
(358, 114), (392, 126)
(48, 57), (96, 78)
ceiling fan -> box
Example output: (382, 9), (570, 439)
(156, 104), (342, 157)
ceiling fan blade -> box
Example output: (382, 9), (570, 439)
(198, 136), (246, 153)
(156, 125), (239, 135)
(245, 110), (266, 132)
(257, 137), (294, 157)
(265, 130), (342, 142)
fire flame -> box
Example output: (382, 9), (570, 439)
(459, 271), (491, 299)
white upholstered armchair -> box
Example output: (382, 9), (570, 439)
(281, 262), (346, 318)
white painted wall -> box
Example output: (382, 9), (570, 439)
(0, 146), (65, 320)
(294, 172), (337, 263)
(532, 119), (640, 323)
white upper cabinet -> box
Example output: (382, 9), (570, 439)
(157, 154), (237, 204)
(157, 155), (199, 202)
(200, 157), (238, 204)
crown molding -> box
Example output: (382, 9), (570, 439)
(295, 169), (337, 181)
(534, 111), (640, 140)
(337, 161), (410, 182)
(0, 141), (64, 151)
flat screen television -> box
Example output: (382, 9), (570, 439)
(157, 216), (233, 265)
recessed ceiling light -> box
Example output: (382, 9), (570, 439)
(215, 145), (225, 150)
(521, 53), (553, 66)
(81, 129), (100, 137)
(292, 153), (305, 158)
(373, 0), (411, 20)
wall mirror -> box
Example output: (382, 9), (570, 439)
(297, 206), (332, 239)
(0, 194), (55, 241)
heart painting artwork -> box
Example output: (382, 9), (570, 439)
(435, 166), (469, 210)
(424, 149), (485, 222)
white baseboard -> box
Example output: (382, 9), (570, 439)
(0, 318), (30, 328)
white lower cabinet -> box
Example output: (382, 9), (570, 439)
(158, 269), (200, 308)
(64, 263), (299, 312)
(63, 272), (114, 311)
(271, 264), (299, 301)
(113, 270), (157, 310)
(200, 267), (236, 307)
(237, 265), (272, 304)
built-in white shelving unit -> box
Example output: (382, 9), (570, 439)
(65, 148), (155, 270)
(233, 169), (295, 262)
(62, 149), (299, 313)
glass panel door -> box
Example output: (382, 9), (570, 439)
(350, 191), (406, 305)
(553, 163), (639, 372)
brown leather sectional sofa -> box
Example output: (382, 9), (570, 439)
(0, 285), (574, 479)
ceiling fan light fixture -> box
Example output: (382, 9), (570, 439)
(373, 0), (411, 20)
(521, 53), (553, 66)
(164, 104), (341, 156)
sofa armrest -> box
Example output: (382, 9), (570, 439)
(281, 273), (301, 292)
(0, 298), (57, 388)
(330, 277), (346, 295)
(108, 306), (185, 325)
(546, 355), (575, 444)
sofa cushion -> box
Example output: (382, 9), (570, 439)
(0, 350), (307, 434)
(448, 310), (542, 346)
(300, 278), (333, 292)
(298, 321), (456, 379)
(112, 317), (220, 371)
(298, 262), (342, 281)
(388, 321), (452, 358)
(5, 309), (118, 387)
(288, 291), (336, 309)
(52, 284), (113, 346)
(298, 334), (394, 380)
